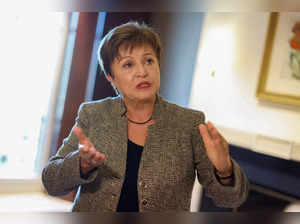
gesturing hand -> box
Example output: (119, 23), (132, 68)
(199, 121), (232, 176)
(73, 126), (105, 176)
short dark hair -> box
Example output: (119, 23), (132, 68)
(97, 21), (162, 78)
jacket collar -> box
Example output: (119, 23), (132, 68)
(113, 93), (164, 124)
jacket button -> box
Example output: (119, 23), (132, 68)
(139, 181), (147, 188)
(142, 199), (148, 205)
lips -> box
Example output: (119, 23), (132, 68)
(136, 81), (151, 89)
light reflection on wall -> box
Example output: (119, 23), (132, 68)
(190, 13), (300, 159)
(198, 25), (234, 81)
(190, 23), (235, 124)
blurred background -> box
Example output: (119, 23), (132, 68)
(0, 12), (299, 212)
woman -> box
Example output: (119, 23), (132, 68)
(42, 22), (249, 212)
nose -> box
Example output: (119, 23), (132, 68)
(135, 62), (148, 77)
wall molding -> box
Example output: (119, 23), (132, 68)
(216, 125), (300, 162)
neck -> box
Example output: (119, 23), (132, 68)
(123, 95), (156, 121)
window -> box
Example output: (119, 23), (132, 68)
(0, 12), (70, 180)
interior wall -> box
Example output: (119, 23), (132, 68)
(189, 13), (300, 153)
(151, 12), (204, 107)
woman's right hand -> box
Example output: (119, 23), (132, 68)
(73, 126), (105, 176)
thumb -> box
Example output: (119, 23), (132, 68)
(73, 126), (89, 145)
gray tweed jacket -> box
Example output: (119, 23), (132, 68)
(42, 94), (249, 212)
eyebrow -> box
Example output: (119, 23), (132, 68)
(144, 52), (154, 56)
(117, 56), (131, 61)
(117, 52), (155, 62)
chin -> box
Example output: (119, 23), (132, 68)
(139, 94), (156, 102)
(136, 91), (157, 103)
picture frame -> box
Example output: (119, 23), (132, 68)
(256, 12), (300, 106)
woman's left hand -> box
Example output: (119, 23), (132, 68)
(199, 121), (232, 175)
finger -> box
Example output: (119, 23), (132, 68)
(85, 146), (97, 161)
(207, 121), (228, 146)
(92, 151), (105, 160)
(219, 134), (229, 150)
(199, 124), (213, 149)
(83, 150), (105, 168)
(79, 146), (94, 164)
(79, 143), (94, 155)
(79, 149), (90, 166)
(73, 126), (90, 145)
(90, 149), (105, 161)
(207, 121), (221, 140)
(79, 145), (89, 158)
(91, 152), (105, 165)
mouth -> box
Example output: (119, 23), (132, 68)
(136, 81), (151, 89)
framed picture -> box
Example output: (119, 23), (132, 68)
(256, 12), (300, 106)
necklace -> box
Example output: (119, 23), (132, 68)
(125, 114), (152, 125)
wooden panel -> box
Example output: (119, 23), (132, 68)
(57, 13), (99, 152)
(54, 13), (98, 202)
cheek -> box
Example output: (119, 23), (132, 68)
(151, 68), (160, 89)
(149, 64), (159, 74)
(115, 77), (133, 91)
(156, 76), (161, 88)
(153, 67), (160, 81)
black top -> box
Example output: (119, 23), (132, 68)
(116, 139), (143, 212)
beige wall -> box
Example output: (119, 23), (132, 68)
(189, 13), (300, 160)
(151, 12), (204, 107)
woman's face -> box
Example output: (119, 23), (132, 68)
(108, 44), (160, 103)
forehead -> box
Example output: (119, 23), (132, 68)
(117, 43), (155, 57)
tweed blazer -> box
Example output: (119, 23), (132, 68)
(42, 94), (249, 212)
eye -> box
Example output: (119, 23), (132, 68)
(123, 62), (133, 68)
(146, 58), (154, 65)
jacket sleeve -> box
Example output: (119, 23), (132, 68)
(192, 112), (249, 208)
(42, 103), (100, 196)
